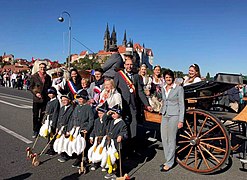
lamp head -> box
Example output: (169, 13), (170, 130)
(58, 17), (64, 22)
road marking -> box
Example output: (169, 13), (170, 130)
(0, 100), (32, 109)
(0, 93), (32, 103)
(0, 125), (33, 144)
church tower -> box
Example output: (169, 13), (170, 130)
(104, 23), (110, 51)
(111, 25), (117, 46)
(122, 30), (127, 47)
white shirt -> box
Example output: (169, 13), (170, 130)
(114, 118), (122, 125)
(164, 83), (177, 98)
(183, 76), (201, 86)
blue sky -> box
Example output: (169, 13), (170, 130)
(1, 0), (247, 76)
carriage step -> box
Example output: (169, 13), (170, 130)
(235, 135), (247, 140)
(240, 159), (247, 164)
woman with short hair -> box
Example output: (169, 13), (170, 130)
(160, 69), (185, 172)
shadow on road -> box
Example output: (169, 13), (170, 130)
(61, 172), (81, 180)
(4, 173), (32, 180)
(122, 138), (158, 178)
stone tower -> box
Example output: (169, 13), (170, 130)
(104, 23), (110, 51)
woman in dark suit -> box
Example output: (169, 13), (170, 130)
(160, 69), (185, 171)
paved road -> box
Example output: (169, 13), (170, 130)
(0, 86), (246, 180)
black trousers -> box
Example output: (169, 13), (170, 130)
(32, 102), (47, 132)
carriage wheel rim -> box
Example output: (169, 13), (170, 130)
(176, 109), (230, 174)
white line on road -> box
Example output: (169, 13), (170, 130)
(0, 93), (32, 103)
(0, 125), (33, 144)
(0, 100), (32, 109)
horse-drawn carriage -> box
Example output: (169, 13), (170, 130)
(144, 73), (247, 174)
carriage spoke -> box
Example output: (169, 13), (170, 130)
(178, 140), (190, 144)
(185, 119), (193, 135)
(200, 142), (226, 152)
(195, 146), (198, 169)
(199, 124), (219, 139)
(200, 137), (225, 141)
(179, 134), (190, 140)
(177, 109), (230, 174)
(199, 144), (220, 164)
(177, 143), (191, 154)
(184, 130), (192, 138)
(197, 145), (210, 169)
(194, 113), (197, 136)
(197, 117), (207, 137)
(183, 146), (193, 164)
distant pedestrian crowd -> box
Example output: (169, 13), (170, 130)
(0, 70), (31, 90)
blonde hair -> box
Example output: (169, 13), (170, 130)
(81, 78), (90, 86)
(104, 78), (115, 88)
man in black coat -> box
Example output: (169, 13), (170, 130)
(30, 63), (52, 138)
(114, 57), (152, 154)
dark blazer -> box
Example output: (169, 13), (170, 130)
(160, 84), (185, 122)
(30, 72), (52, 103)
(106, 118), (128, 148)
(102, 53), (124, 78)
(90, 114), (109, 138)
(57, 105), (74, 132)
(45, 98), (60, 128)
(114, 71), (149, 109)
(69, 104), (94, 133)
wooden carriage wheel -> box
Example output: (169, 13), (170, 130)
(176, 109), (230, 174)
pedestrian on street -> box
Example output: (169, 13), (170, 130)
(57, 93), (74, 163)
(160, 69), (185, 172)
(42, 87), (60, 156)
(30, 62), (52, 138)
(114, 57), (152, 156)
(68, 90), (94, 168)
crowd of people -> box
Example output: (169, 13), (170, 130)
(2, 47), (246, 177)
(0, 70), (31, 90)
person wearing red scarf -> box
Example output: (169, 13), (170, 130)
(30, 63), (52, 138)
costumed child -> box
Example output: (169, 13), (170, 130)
(56, 93), (74, 163)
(69, 89), (95, 168)
(43, 87), (60, 156)
(89, 102), (109, 171)
(104, 104), (128, 179)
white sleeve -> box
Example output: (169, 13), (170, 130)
(194, 77), (202, 83)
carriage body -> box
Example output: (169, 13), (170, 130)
(144, 73), (246, 174)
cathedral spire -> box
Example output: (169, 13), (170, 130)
(111, 25), (117, 46)
(104, 23), (110, 51)
(122, 30), (127, 47)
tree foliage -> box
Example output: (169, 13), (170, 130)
(72, 56), (101, 71)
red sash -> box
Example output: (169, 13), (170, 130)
(118, 70), (136, 94)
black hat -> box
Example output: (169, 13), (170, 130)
(110, 104), (122, 115)
(76, 89), (89, 100)
(97, 102), (109, 113)
(109, 44), (118, 51)
(61, 92), (72, 101)
(47, 87), (57, 95)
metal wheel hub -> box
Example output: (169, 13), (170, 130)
(190, 136), (200, 146)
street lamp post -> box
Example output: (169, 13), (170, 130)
(58, 11), (71, 69)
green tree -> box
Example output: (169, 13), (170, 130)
(72, 56), (101, 71)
